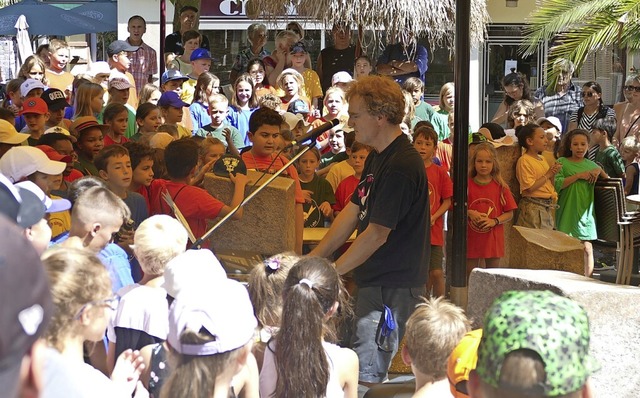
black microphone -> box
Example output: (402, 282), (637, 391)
(288, 118), (340, 147)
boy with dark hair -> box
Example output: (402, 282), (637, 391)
(413, 126), (452, 297)
(592, 117), (624, 178)
(150, 138), (248, 244)
(70, 116), (108, 176)
(242, 107), (305, 253)
(94, 144), (148, 230)
(37, 132), (84, 185)
(123, 141), (156, 209)
(41, 88), (71, 130)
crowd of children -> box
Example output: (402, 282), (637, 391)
(0, 16), (629, 398)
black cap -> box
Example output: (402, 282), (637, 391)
(213, 155), (247, 178)
(41, 88), (69, 111)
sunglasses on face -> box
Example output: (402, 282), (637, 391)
(581, 91), (597, 98)
(624, 85), (640, 93)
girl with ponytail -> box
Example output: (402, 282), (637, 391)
(259, 257), (358, 398)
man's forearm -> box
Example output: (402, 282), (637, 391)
(309, 202), (359, 258)
(334, 223), (390, 275)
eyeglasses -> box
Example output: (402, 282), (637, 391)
(513, 112), (529, 117)
(624, 85), (640, 93)
(581, 91), (597, 97)
(73, 296), (118, 319)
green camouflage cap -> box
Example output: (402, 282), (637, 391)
(476, 290), (599, 396)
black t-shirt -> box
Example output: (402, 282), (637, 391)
(164, 32), (211, 55)
(319, 45), (356, 93)
(350, 134), (430, 288)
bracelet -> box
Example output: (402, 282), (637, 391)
(493, 218), (500, 226)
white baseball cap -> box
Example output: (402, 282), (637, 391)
(86, 61), (111, 78)
(20, 79), (46, 98)
(162, 249), (227, 299)
(167, 278), (257, 355)
(0, 146), (66, 183)
(331, 71), (353, 85)
(282, 112), (309, 131)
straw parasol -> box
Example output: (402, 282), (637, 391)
(245, 0), (490, 49)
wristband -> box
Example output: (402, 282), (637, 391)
(493, 218), (500, 226)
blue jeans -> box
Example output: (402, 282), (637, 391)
(350, 286), (425, 383)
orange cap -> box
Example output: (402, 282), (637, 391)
(447, 329), (482, 398)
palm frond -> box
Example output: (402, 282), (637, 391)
(522, 0), (621, 56)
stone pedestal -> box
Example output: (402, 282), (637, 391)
(509, 226), (584, 274)
(203, 170), (296, 254)
(468, 268), (640, 397)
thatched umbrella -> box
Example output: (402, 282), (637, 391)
(245, 0), (489, 50)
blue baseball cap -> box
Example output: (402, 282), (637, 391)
(287, 99), (310, 115)
(158, 91), (189, 108)
(161, 69), (189, 85)
(190, 48), (212, 62)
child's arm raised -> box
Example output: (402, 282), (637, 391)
(218, 172), (249, 220)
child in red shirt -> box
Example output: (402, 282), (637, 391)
(150, 138), (248, 245)
(413, 126), (452, 297)
(467, 142), (517, 281)
(332, 142), (372, 217)
(241, 107), (305, 253)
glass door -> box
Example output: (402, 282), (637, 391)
(481, 25), (546, 123)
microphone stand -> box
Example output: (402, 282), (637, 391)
(190, 141), (315, 250)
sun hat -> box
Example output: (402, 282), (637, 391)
(0, 173), (45, 228)
(447, 329), (482, 398)
(0, 215), (53, 394)
(282, 112), (309, 131)
(44, 126), (71, 136)
(0, 146), (66, 183)
(0, 120), (27, 145)
(86, 61), (111, 78)
(162, 249), (227, 299)
(167, 277), (257, 355)
(20, 79), (45, 98)
(149, 132), (175, 150)
(70, 116), (109, 138)
(475, 290), (599, 397)
(15, 181), (71, 213)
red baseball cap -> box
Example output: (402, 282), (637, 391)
(35, 145), (72, 163)
(21, 97), (48, 115)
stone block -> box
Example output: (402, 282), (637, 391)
(468, 268), (640, 397)
(509, 226), (584, 274)
(203, 170), (296, 254)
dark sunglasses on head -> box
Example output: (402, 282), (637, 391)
(624, 85), (640, 92)
(581, 91), (597, 97)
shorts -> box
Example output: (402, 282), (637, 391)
(350, 285), (425, 383)
(516, 196), (555, 230)
(429, 245), (444, 271)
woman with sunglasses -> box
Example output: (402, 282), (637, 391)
(615, 74), (640, 147)
(567, 81), (615, 133)
(42, 247), (147, 397)
(492, 72), (544, 127)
